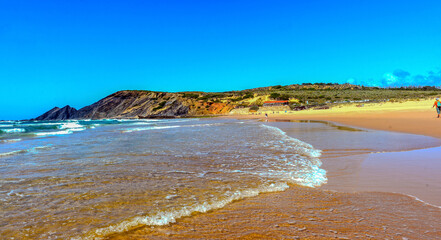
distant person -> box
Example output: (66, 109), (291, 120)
(265, 113), (268, 122)
(433, 98), (441, 118)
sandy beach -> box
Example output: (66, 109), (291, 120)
(228, 99), (441, 138)
(108, 99), (441, 239)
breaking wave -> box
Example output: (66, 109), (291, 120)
(33, 129), (74, 137)
(78, 182), (289, 240)
(122, 125), (181, 133)
(1, 119), (328, 239)
(0, 139), (22, 143)
(121, 122), (227, 133)
(0, 145), (53, 157)
(0, 128), (25, 133)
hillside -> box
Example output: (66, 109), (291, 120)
(33, 84), (441, 120)
(34, 90), (235, 120)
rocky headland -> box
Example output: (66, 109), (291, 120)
(33, 84), (441, 120)
(34, 90), (234, 120)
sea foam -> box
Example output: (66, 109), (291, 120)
(0, 145), (53, 157)
(58, 121), (87, 131)
(121, 122), (226, 133)
(0, 139), (22, 143)
(34, 129), (73, 137)
(0, 128), (25, 133)
(79, 182), (289, 240)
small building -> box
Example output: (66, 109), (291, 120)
(262, 100), (289, 107)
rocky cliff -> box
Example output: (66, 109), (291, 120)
(34, 105), (78, 120)
(33, 83), (440, 120)
(71, 91), (190, 119)
(34, 90), (235, 120)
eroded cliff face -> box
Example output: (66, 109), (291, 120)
(71, 91), (191, 119)
(34, 90), (236, 120)
(187, 101), (235, 115)
(34, 105), (78, 120)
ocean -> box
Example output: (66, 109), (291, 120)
(0, 119), (326, 239)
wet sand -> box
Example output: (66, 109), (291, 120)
(227, 100), (441, 139)
(320, 146), (441, 206)
(226, 106), (441, 206)
(109, 187), (441, 239)
(110, 103), (441, 239)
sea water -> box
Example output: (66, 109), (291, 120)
(0, 119), (326, 239)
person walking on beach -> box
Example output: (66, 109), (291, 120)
(433, 98), (441, 118)
(265, 113), (268, 122)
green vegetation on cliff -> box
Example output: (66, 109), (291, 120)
(35, 83), (441, 120)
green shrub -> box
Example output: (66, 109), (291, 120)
(152, 101), (167, 111)
(182, 93), (199, 98)
(279, 94), (290, 100)
(242, 92), (254, 99)
(249, 105), (259, 111)
(270, 93), (281, 99)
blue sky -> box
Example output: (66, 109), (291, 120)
(1, 0), (441, 119)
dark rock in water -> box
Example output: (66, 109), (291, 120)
(33, 105), (78, 120)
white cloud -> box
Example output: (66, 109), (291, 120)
(346, 69), (441, 87)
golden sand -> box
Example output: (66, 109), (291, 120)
(108, 186), (441, 239)
(227, 99), (441, 138)
(109, 99), (441, 239)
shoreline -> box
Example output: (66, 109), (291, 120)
(109, 109), (441, 239)
(111, 188), (441, 240)
(222, 99), (441, 139)
(262, 119), (441, 207)
(225, 100), (441, 206)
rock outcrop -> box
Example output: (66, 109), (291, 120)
(71, 91), (190, 119)
(34, 91), (197, 120)
(34, 105), (78, 120)
(33, 90), (237, 120)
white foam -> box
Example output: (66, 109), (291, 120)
(122, 125), (181, 133)
(0, 139), (22, 143)
(258, 124), (327, 187)
(0, 145), (53, 157)
(0, 128), (25, 133)
(0, 149), (27, 157)
(121, 122), (226, 133)
(117, 119), (159, 123)
(18, 122), (60, 127)
(58, 121), (86, 132)
(124, 122), (156, 126)
(393, 192), (441, 209)
(187, 123), (225, 128)
(291, 165), (327, 187)
(34, 129), (73, 137)
(0, 120), (15, 123)
(79, 182), (289, 240)
(261, 124), (322, 158)
(165, 194), (179, 200)
(6, 190), (24, 197)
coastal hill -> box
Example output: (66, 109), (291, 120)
(34, 105), (78, 120)
(33, 84), (441, 120)
(34, 90), (235, 120)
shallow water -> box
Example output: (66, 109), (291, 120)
(267, 120), (441, 206)
(0, 119), (325, 239)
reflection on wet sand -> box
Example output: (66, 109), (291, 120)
(273, 119), (366, 132)
(108, 186), (441, 240)
(109, 120), (441, 239)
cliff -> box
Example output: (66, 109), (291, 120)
(72, 91), (190, 119)
(34, 105), (78, 120)
(34, 83), (438, 120)
(34, 90), (235, 120)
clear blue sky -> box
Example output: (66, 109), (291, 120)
(1, 0), (440, 120)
